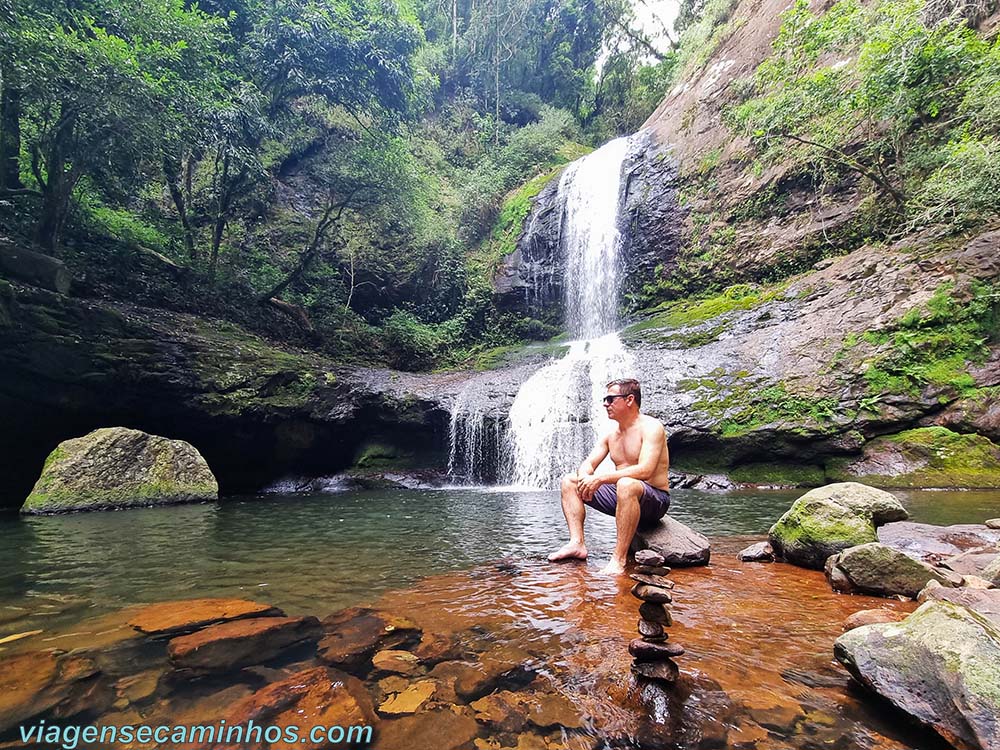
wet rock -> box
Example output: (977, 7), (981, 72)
(737, 541), (774, 562)
(628, 573), (675, 589)
(167, 616), (322, 674)
(633, 516), (710, 567)
(628, 639), (684, 662)
(637, 620), (665, 639)
(373, 707), (479, 750)
(638, 602), (673, 625)
(115, 669), (162, 705)
(217, 666), (375, 749)
(835, 600), (1000, 750)
(378, 680), (437, 715)
(0, 651), (113, 734)
(987, 519), (1000, 530)
(842, 609), (908, 632)
(943, 546), (1000, 577)
(428, 657), (534, 703)
(470, 689), (584, 732)
(21, 427), (218, 514)
(630, 659), (679, 683)
(634, 550), (665, 567)
(128, 598), (283, 636)
(825, 542), (962, 598)
(412, 631), (469, 666)
(630, 584), (673, 604)
(826, 427), (1000, 489)
(769, 483), (908, 569)
(371, 649), (423, 677)
(317, 608), (421, 673)
(878, 521), (1000, 564)
(634, 565), (671, 576)
(917, 587), (1000, 626)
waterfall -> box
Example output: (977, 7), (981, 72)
(448, 135), (635, 488)
(505, 137), (635, 488)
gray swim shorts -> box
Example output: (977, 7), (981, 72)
(584, 481), (670, 525)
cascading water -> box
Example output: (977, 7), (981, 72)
(448, 135), (635, 488)
(505, 136), (634, 488)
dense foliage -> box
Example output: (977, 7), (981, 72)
(0, 0), (676, 368)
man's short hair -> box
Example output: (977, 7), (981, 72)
(606, 378), (641, 407)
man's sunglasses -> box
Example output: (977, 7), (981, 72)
(602, 394), (629, 405)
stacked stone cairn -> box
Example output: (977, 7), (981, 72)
(628, 549), (683, 684)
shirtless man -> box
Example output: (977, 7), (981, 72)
(547, 378), (670, 575)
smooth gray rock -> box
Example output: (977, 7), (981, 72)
(879, 521), (1000, 564)
(769, 482), (908, 569)
(825, 542), (962, 598)
(738, 541), (774, 562)
(835, 600), (1000, 750)
(633, 515), (711, 567)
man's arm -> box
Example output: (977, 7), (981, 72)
(578, 435), (610, 477)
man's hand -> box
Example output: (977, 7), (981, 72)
(576, 473), (605, 501)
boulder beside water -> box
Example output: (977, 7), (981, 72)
(835, 600), (1000, 750)
(632, 516), (711, 567)
(824, 542), (962, 598)
(768, 482), (908, 569)
(21, 427), (218, 514)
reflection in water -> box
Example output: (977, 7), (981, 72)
(0, 486), (996, 749)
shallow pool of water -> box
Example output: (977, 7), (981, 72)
(1, 486), (997, 750)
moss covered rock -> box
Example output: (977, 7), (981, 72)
(825, 542), (962, 598)
(768, 482), (908, 569)
(22, 427), (218, 514)
(827, 427), (1000, 488)
(834, 600), (1000, 750)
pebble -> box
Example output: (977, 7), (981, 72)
(986, 518), (1000, 529)
(634, 565), (671, 576)
(629, 573), (674, 589)
(637, 620), (665, 639)
(635, 550), (666, 567)
(638, 602), (672, 625)
(630, 583), (672, 604)
(629, 638), (685, 661)
(631, 659), (679, 683)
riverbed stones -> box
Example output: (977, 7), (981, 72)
(835, 600), (1000, 750)
(825, 542), (963, 598)
(167, 616), (322, 674)
(878, 521), (1000, 563)
(371, 649), (423, 676)
(0, 651), (113, 734)
(769, 482), (908, 569)
(373, 707), (480, 750)
(632, 516), (710, 567)
(219, 665), (376, 743)
(317, 607), (421, 673)
(21, 427), (219, 514)
(127, 598), (283, 636)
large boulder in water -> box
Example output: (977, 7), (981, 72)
(768, 482), (908, 569)
(21, 427), (218, 514)
(824, 542), (962, 598)
(834, 600), (1000, 750)
(632, 515), (710, 566)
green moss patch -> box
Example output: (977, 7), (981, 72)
(729, 462), (827, 487)
(828, 426), (1000, 488)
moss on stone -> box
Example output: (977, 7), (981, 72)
(626, 282), (788, 335)
(828, 426), (1000, 488)
(729, 462), (826, 487)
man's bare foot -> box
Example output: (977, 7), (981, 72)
(547, 542), (588, 562)
(598, 559), (626, 576)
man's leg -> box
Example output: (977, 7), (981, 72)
(600, 477), (643, 575)
(548, 473), (588, 562)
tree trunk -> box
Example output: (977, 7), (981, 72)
(208, 151), (230, 280)
(163, 153), (197, 261)
(0, 66), (22, 191)
(33, 110), (78, 254)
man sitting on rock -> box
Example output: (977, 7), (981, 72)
(548, 378), (671, 575)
